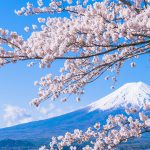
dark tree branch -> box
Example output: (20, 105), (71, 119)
(119, 0), (140, 13)
(0, 39), (150, 62)
(144, 0), (148, 8)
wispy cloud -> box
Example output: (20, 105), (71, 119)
(1, 103), (74, 128)
(37, 103), (74, 119)
(3, 105), (33, 127)
(38, 103), (55, 115)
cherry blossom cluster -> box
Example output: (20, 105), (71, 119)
(0, 0), (150, 105)
(39, 106), (150, 150)
(0, 28), (24, 65)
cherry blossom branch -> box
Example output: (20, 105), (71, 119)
(0, 38), (150, 61)
(43, 107), (150, 150)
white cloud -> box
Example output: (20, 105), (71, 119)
(3, 105), (33, 127)
(38, 103), (55, 115)
(37, 103), (74, 119)
(1, 103), (75, 128)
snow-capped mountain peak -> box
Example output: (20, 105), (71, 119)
(89, 82), (150, 111)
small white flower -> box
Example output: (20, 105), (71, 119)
(110, 86), (115, 90)
(105, 76), (109, 80)
(76, 97), (80, 102)
(130, 62), (136, 68)
(34, 81), (38, 86)
(38, 18), (46, 23)
(61, 98), (67, 102)
(37, 0), (43, 7)
(32, 24), (38, 30)
(24, 26), (29, 32)
(94, 122), (100, 130)
(39, 145), (47, 150)
(145, 119), (150, 126)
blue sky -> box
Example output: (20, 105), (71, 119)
(0, 0), (150, 128)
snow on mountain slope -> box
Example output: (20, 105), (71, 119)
(88, 82), (150, 111)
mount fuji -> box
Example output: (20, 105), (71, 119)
(89, 81), (150, 111)
(0, 82), (150, 149)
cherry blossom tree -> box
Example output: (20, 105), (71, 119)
(0, 0), (150, 149)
